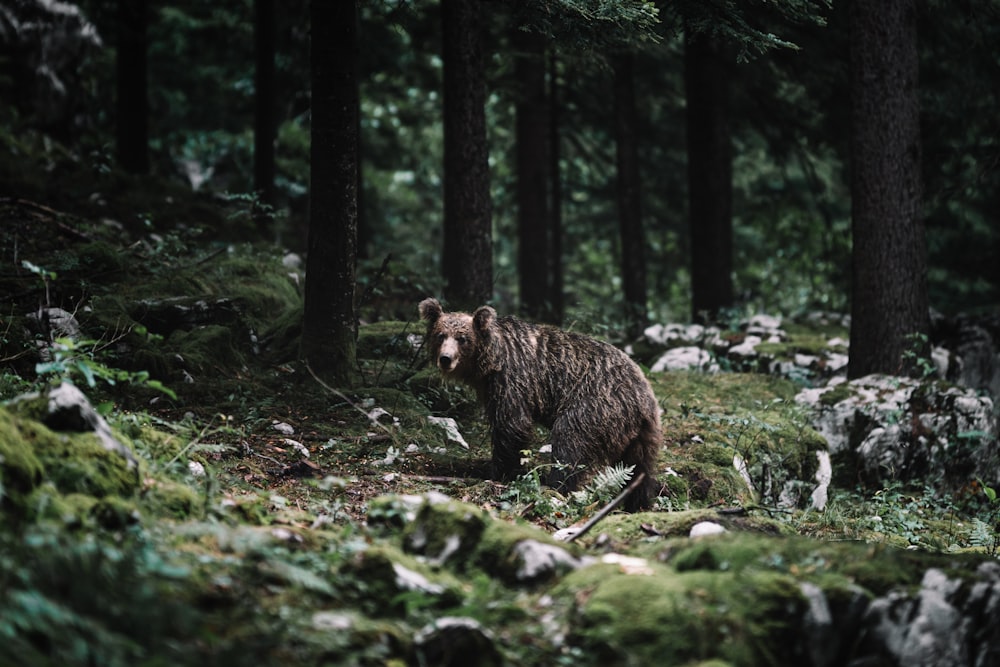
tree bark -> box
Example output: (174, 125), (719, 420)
(548, 50), (564, 325)
(254, 0), (276, 236)
(302, 0), (359, 385)
(514, 29), (550, 321)
(847, 0), (929, 379)
(614, 52), (647, 337)
(116, 0), (149, 175)
(685, 29), (733, 324)
(441, 0), (493, 309)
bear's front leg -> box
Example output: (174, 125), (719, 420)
(489, 420), (532, 482)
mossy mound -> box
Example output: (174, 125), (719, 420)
(560, 561), (810, 666)
(0, 406), (139, 522)
(651, 371), (827, 508)
(591, 508), (790, 546)
(343, 544), (464, 613)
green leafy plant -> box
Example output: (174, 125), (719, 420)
(21, 260), (56, 306)
(901, 332), (937, 379)
(36, 336), (176, 401)
(570, 463), (634, 506)
(969, 479), (1000, 556)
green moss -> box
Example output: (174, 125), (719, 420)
(72, 241), (129, 280)
(142, 478), (201, 519)
(356, 320), (419, 359)
(257, 303), (303, 363)
(660, 533), (991, 598)
(402, 497), (488, 569)
(344, 545), (463, 613)
(116, 419), (188, 463)
(224, 494), (272, 525)
(663, 471), (690, 499)
(650, 372), (798, 415)
(0, 406), (139, 516)
(755, 331), (845, 360)
(783, 321), (849, 344)
(818, 383), (854, 406)
(213, 253), (302, 329)
(475, 518), (581, 583)
(0, 409), (45, 509)
(168, 324), (245, 372)
(561, 561), (810, 665)
(585, 510), (790, 552)
(23, 484), (98, 526)
(353, 387), (431, 420)
(38, 432), (138, 498)
(91, 495), (141, 529)
(690, 443), (736, 467)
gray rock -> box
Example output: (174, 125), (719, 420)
(27, 307), (81, 340)
(795, 374), (996, 491)
(43, 382), (138, 470)
(689, 521), (727, 538)
(853, 565), (1000, 667)
(644, 322), (721, 346)
(651, 346), (718, 373)
(511, 539), (587, 582)
(935, 312), (1000, 402)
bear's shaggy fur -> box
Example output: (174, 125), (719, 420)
(419, 297), (662, 511)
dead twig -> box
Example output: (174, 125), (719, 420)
(566, 472), (646, 543)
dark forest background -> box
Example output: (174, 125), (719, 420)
(2, 0), (998, 379)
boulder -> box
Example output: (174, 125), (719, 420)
(795, 374), (997, 491)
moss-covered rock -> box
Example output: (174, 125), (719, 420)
(90, 495), (142, 529)
(402, 496), (488, 568)
(141, 478), (201, 519)
(343, 544), (464, 614)
(356, 320), (420, 360)
(476, 518), (584, 584)
(0, 404), (139, 523)
(560, 560), (810, 666)
(0, 409), (45, 507)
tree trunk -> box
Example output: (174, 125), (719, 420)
(548, 50), (564, 325)
(514, 29), (550, 321)
(253, 0), (276, 237)
(614, 52), (647, 337)
(847, 0), (929, 379)
(302, 0), (359, 385)
(441, 0), (493, 309)
(116, 0), (148, 175)
(685, 29), (733, 325)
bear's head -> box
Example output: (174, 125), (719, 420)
(418, 298), (496, 379)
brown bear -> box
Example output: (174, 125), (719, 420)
(418, 297), (662, 511)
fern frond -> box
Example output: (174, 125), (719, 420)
(571, 463), (634, 505)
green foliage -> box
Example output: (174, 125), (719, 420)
(36, 337), (176, 401)
(677, 0), (832, 61)
(0, 525), (284, 667)
(570, 462), (635, 506)
(516, 0), (661, 54)
(969, 479), (1000, 556)
(499, 462), (636, 526)
(901, 332), (936, 379)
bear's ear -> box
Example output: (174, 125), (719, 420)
(418, 298), (442, 324)
(472, 306), (496, 334)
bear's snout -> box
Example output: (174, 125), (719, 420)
(437, 337), (461, 372)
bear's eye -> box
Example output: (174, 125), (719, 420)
(436, 333), (447, 341)
(457, 335), (469, 345)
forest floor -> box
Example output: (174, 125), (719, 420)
(2, 190), (999, 665)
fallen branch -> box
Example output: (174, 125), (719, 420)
(398, 474), (479, 484)
(566, 472), (646, 543)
